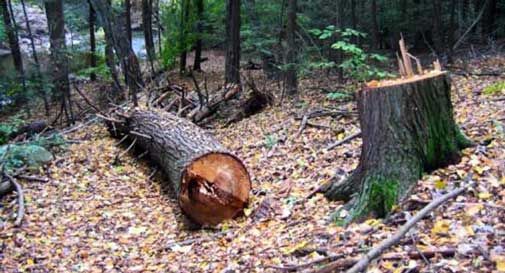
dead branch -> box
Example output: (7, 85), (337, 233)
(114, 138), (137, 164)
(73, 83), (107, 116)
(318, 185), (468, 273)
(15, 174), (49, 183)
(326, 132), (362, 151)
(265, 254), (346, 272)
(5, 174), (24, 227)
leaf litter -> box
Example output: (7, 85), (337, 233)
(0, 55), (504, 273)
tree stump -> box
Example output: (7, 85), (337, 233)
(110, 109), (251, 225)
(325, 72), (472, 219)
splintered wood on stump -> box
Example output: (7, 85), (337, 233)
(324, 72), (472, 219)
(111, 109), (251, 225)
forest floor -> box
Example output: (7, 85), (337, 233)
(1, 53), (504, 273)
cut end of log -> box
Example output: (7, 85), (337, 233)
(179, 152), (251, 225)
(366, 71), (447, 89)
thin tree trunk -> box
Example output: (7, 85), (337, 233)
(44, 0), (74, 125)
(142, 0), (155, 74)
(284, 0), (297, 95)
(1, 0), (23, 74)
(89, 0), (97, 81)
(20, 0), (49, 115)
(193, 0), (204, 71)
(225, 0), (241, 84)
(125, 0), (132, 47)
(432, 0), (443, 54)
(90, 0), (143, 106)
(483, 0), (497, 38)
(179, 0), (190, 74)
(371, 0), (379, 49)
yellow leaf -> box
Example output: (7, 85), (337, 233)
(243, 207), (253, 217)
(364, 218), (381, 227)
(26, 259), (35, 266)
(465, 225), (475, 236)
(478, 192), (492, 200)
(434, 180), (447, 190)
(281, 241), (308, 255)
(495, 256), (505, 272)
(393, 267), (405, 273)
(382, 261), (394, 270)
(337, 132), (345, 141)
(431, 220), (450, 235)
(466, 204), (484, 216)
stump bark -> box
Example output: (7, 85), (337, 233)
(111, 109), (251, 225)
(325, 72), (472, 219)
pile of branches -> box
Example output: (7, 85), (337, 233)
(146, 73), (274, 125)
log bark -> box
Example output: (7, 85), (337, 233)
(110, 109), (251, 225)
(325, 72), (472, 219)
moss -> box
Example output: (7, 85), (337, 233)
(483, 81), (505, 96)
(352, 176), (399, 219)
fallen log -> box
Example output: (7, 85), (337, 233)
(109, 109), (251, 225)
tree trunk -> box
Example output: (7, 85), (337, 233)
(483, 0), (497, 38)
(225, 0), (241, 85)
(179, 0), (190, 74)
(193, 0), (204, 71)
(109, 109), (251, 225)
(90, 0), (143, 106)
(325, 73), (472, 220)
(371, 0), (379, 49)
(142, 0), (155, 74)
(125, 0), (132, 47)
(44, 0), (74, 124)
(1, 0), (23, 75)
(432, 0), (443, 54)
(89, 0), (97, 81)
(20, 0), (49, 115)
(284, 0), (297, 95)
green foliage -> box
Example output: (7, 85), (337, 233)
(483, 81), (505, 96)
(160, 0), (200, 68)
(0, 144), (53, 171)
(264, 134), (278, 149)
(326, 91), (352, 101)
(310, 27), (393, 82)
(0, 116), (24, 145)
(0, 20), (5, 42)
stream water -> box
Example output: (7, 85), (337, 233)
(0, 31), (150, 76)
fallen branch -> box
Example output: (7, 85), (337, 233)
(6, 174), (24, 227)
(314, 185), (468, 273)
(326, 132), (362, 151)
(265, 254), (346, 272)
(15, 174), (49, 183)
(73, 83), (107, 116)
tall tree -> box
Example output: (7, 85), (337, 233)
(179, 0), (190, 73)
(90, 0), (143, 105)
(432, 0), (443, 54)
(225, 0), (241, 84)
(125, 0), (132, 47)
(371, 0), (379, 49)
(44, 0), (74, 124)
(88, 0), (97, 81)
(20, 0), (49, 115)
(0, 0), (23, 75)
(284, 0), (297, 95)
(142, 0), (155, 74)
(193, 0), (204, 71)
